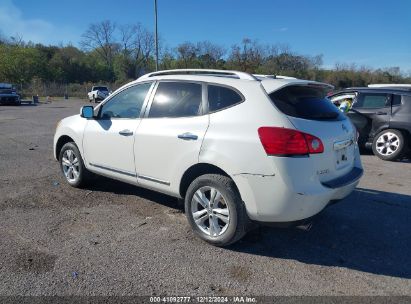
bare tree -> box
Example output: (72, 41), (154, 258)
(227, 38), (264, 72)
(176, 42), (198, 68)
(81, 20), (118, 67)
(197, 41), (225, 61)
(195, 41), (225, 68)
(132, 25), (155, 76)
(9, 33), (24, 46)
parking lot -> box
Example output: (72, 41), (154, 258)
(0, 99), (410, 296)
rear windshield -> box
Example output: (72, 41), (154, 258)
(268, 85), (344, 121)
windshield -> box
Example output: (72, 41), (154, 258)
(94, 86), (109, 91)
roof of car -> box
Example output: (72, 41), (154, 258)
(134, 69), (334, 93)
(333, 87), (411, 95)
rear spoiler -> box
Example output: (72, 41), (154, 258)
(261, 78), (334, 94)
(253, 74), (297, 80)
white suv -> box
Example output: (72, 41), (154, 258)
(54, 69), (363, 246)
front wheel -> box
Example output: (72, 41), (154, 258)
(59, 142), (90, 187)
(185, 174), (247, 246)
(372, 129), (408, 161)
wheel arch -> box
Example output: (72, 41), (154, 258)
(395, 128), (411, 145)
(179, 163), (239, 198)
(55, 135), (75, 160)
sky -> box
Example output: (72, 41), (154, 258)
(1, 0), (410, 71)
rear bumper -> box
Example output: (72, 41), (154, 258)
(321, 167), (363, 188)
(233, 165), (363, 223)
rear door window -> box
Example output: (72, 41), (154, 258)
(268, 85), (344, 120)
(354, 93), (389, 109)
(208, 85), (243, 112)
(148, 82), (203, 118)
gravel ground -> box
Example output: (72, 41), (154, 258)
(0, 99), (410, 296)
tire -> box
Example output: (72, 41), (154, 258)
(372, 129), (408, 161)
(59, 142), (90, 188)
(185, 174), (247, 246)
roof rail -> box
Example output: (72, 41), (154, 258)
(138, 69), (257, 80)
(253, 74), (298, 80)
(368, 84), (411, 88)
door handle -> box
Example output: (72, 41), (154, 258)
(178, 132), (198, 140)
(376, 111), (387, 115)
(119, 129), (134, 136)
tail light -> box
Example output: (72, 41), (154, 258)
(258, 127), (324, 156)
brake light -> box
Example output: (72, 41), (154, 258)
(258, 127), (324, 156)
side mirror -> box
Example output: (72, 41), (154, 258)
(80, 106), (94, 118)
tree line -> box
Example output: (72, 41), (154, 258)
(0, 20), (410, 95)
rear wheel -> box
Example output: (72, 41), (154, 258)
(185, 174), (247, 246)
(372, 129), (408, 161)
(59, 142), (90, 187)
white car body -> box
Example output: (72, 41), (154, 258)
(55, 69), (362, 225)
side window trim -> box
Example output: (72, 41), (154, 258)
(144, 80), (206, 119)
(206, 83), (245, 114)
(140, 80), (158, 118)
(143, 81), (160, 118)
(97, 81), (155, 120)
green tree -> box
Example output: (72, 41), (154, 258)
(0, 45), (46, 83)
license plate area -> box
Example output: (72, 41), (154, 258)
(334, 139), (354, 170)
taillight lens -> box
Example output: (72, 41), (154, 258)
(258, 127), (324, 156)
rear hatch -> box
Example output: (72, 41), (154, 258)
(262, 80), (357, 182)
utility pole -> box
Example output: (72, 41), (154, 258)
(154, 0), (159, 71)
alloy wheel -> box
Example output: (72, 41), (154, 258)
(191, 186), (230, 237)
(375, 132), (400, 156)
(61, 149), (80, 183)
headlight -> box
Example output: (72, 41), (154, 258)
(56, 120), (62, 131)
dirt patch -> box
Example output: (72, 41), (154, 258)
(228, 265), (252, 282)
(13, 250), (57, 274)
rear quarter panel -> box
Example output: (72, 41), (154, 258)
(199, 81), (294, 177)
